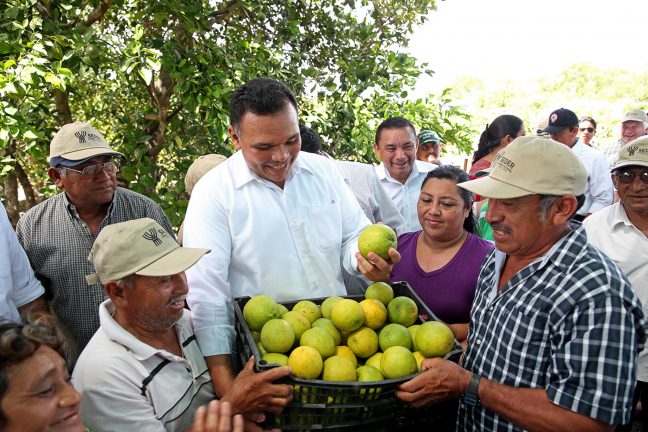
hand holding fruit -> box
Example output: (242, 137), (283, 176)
(356, 247), (401, 282)
(396, 358), (472, 409)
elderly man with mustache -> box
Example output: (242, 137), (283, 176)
(396, 136), (647, 432)
(73, 218), (293, 432)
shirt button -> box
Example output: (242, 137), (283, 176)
(488, 306), (494, 311)
(475, 339), (482, 345)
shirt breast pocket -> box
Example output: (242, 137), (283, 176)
(308, 202), (342, 252)
(509, 304), (551, 355)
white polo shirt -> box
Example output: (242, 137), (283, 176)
(73, 301), (214, 432)
(375, 160), (436, 234)
(572, 139), (614, 215)
(583, 202), (648, 381)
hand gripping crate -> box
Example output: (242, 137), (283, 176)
(234, 281), (463, 431)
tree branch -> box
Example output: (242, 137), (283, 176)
(66, 0), (113, 30)
(208, 0), (241, 26)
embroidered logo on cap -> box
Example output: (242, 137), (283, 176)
(550, 113), (558, 123)
(75, 131), (87, 143)
(142, 228), (162, 246)
(628, 146), (638, 157)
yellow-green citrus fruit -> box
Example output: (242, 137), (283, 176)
(289, 346), (323, 379)
(282, 311), (311, 342)
(321, 296), (344, 319)
(244, 295), (279, 332)
(416, 321), (455, 358)
(378, 323), (412, 351)
(322, 356), (357, 382)
(381, 346), (417, 379)
(358, 224), (397, 261)
(387, 296), (418, 327)
(262, 353), (289, 366)
(300, 327), (336, 359)
(359, 298), (387, 329)
(331, 299), (365, 332)
(365, 352), (382, 370)
(334, 346), (358, 368)
(412, 351), (425, 372)
(356, 365), (384, 382)
(260, 319), (295, 353)
(365, 282), (394, 306)
(347, 327), (379, 358)
(312, 318), (342, 345)
(292, 300), (321, 324)
(408, 324), (421, 351)
(275, 303), (289, 317)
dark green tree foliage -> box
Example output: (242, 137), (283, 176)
(1, 0), (473, 226)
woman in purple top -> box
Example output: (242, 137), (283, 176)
(390, 166), (494, 346)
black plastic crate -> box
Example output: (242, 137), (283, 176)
(234, 281), (463, 430)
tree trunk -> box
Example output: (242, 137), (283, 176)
(53, 89), (73, 125)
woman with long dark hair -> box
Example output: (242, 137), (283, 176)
(389, 166), (494, 345)
(469, 115), (525, 178)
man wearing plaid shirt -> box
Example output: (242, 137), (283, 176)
(397, 136), (647, 431)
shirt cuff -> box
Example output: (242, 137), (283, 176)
(194, 325), (236, 357)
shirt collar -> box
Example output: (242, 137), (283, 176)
(376, 161), (420, 184)
(231, 150), (310, 189)
(610, 202), (637, 231)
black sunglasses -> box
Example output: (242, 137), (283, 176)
(614, 171), (648, 184)
(579, 127), (595, 133)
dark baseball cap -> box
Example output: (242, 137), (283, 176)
(543, 108), (578, 134)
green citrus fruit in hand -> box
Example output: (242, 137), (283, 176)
(358, 224), (397, 261)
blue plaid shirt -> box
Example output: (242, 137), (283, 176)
(458, 227), (647, 430)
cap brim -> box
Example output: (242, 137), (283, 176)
(48, 147), (123, 162)
(612, 160), (648, 171)
(458, 176), (535, 199)
(542, 125), (566, 134)
(136, 247), (210, 277)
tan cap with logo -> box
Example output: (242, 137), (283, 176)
(185, 154), (227, 195)
(49, 121), (123, 162)
(613, 136), (648, 170)
(86, 218), (209, 285)
(621, 109), (648, 124)
(459, 136), (588, 199)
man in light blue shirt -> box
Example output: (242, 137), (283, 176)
(0, 203), (47, 322)
(373, 117), (437, 233)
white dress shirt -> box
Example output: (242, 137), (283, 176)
(183, 151), (370, 356)
(0, 203), (44, 322)
(374, 160), (436, 234)
(583, 202), (648, 381)
(572, 139), (614, 215)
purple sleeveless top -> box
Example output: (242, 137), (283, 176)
(391, 231), (494, 323)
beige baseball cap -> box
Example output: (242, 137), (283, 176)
(86, 218), (209, 285)
(621, 109), (648, 124)
(49, 121), (123, 163)
(458, 136), (588, 199)
(184, 154), (227, 195)
(613, 136), (648, 170)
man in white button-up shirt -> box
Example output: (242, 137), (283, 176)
(183, 78), (399, 407)
(544, 108), (613, 219)
(583, 137), (648, 431)
(373, 117), (437, 233)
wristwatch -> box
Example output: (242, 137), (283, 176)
(463, 373), (481, 407)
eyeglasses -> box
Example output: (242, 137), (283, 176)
(614, 171), (648, 184)
(579, 127), (595, 133)
(61, 161), (119, 177)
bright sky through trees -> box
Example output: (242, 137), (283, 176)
(409, 0), (648, 95)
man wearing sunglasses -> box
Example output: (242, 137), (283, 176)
(584, 136), (648, 431)
(15, 121), (174, 368)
